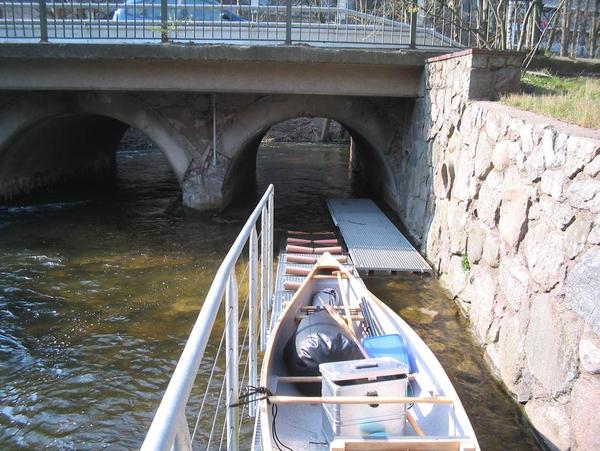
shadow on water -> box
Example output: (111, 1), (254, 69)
(0, 143), (539, 449)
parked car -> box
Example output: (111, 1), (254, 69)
(112, 0), (245, 22)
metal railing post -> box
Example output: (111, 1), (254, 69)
(160, 0), (168, 42)
(260, 206), (268, 351)
(173, 411), (192, 451)
(212, 94), (218, 166)
(409, 0), (417, 48)
(225, 270), (239, 451)
(38, 0), (48, 42)
(285, 0), (292, 44)
(248, 226), (258, 417)
(267, 191), (274, 313)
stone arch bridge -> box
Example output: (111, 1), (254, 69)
(0, 44), (519, 220)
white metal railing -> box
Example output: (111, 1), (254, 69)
(142, 184), (274, 451)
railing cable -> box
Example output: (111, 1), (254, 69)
(191, 256), (252, 445)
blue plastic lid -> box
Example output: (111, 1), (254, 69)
(361, 334), (413, 373)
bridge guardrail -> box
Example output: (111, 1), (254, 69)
(0, 0), (464, 48)
(1, 0), (593, 54)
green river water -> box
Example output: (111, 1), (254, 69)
(0, 142), (540, 450)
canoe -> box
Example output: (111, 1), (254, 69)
(259, 252), (479, 450)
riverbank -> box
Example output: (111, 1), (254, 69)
(501, 73), (600, 129)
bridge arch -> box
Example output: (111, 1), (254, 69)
(0, 92), (193, 202)
(219, 95), (401, 210)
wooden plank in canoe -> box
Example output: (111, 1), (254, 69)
(330, 438), (476, 451)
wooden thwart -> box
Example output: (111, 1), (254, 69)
(277, 376), (322, 383)
(301, 306), (360, 313)
(295, 314), (363, 321)
(276, 374), (419, 383)
(330, 438), (475, 451)
(266, 395), (453, 405)
(284, 274), (350, 291)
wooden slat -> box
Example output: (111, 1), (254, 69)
(287, 230), (336, 236)
(286, 244), (343, 254)
(285, 266), (311, 276)
(287, 237), (339, 245)
(330, 438), (469, 451)
(283, 281), (301, 291)
(267, 395), (453, 405)
(277, 376), (322, 383)
(286, 254), (348, 264)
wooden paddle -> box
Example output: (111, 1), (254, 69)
(322, 303), (369, 358)
(334, 270), (353, 328)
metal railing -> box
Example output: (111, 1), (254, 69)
(141, 184), (274, 451)
(0, 0), (598, 53)
(0, 0), (460, 48)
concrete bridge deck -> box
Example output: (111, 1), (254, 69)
(0, 43), (441, 96)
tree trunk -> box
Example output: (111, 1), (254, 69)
(579, 0), (591, 56)
(506, 0), (516, 49)
(530, 0), (543, 48)
(571, 0), (582, 56)
(590, 0), (599, 57)
(497, 0), (508, 49)
(560, 0), (571, 56)
(477, 0), (490, 47)
(517, 0), (537, 50)
(545, 20), (559, 53)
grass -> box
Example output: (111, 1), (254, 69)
(501, 73), (600, 130)
(461, 254), (470, 272)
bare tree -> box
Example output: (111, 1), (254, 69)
(590, 0), (599, 56)
(560, 0), (572, 55)
(571, 0), (582, 55)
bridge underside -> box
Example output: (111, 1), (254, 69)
(0, 90), (414, 213)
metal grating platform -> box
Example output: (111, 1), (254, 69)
(327, 198), (432, 273)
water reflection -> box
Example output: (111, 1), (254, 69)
(0, 144), (538, 449)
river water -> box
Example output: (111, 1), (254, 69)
(0, 142), (540, 449)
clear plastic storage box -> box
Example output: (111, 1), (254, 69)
(319, 356), (409, 440)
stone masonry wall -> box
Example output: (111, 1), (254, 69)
(398, 49), (600, 450)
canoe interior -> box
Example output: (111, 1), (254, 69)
(260, 257), (478, 450)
